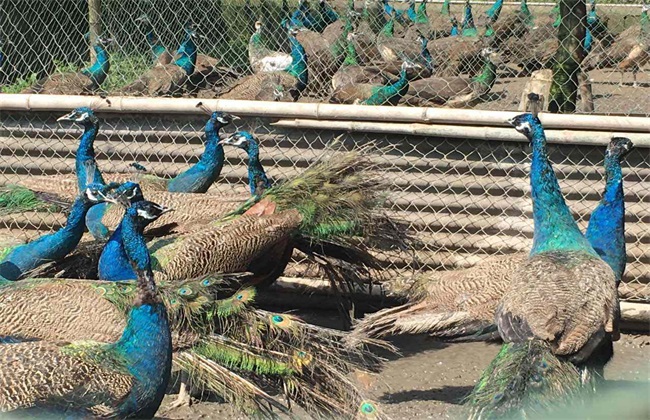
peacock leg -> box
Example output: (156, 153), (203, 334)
(632, 67), (639, 88)
(168, 374), (192, 409)
(618, 69), (625, 87)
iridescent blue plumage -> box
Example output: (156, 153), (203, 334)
(221, 131), (272, 196)
(80, 37), (111, 88)
(167, 111), (236, 193)
(286, 28), (309, 91)
(0, 183), (112, 281)
(485, 0), (504, 23)
(57, 107), (105, 193)
(174, 23), (199, 75)
(510, 114), (597, 257)
(135, 15), (169, 64)
(586, 138), (633, 285)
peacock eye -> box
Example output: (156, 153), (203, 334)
(272, 315), (284, 323)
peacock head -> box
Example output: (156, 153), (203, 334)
(506, 113), (540, 139)
(417, 30), (428, 45)
(112, 181), (146, 206)
(607, 137), (634, 160)
(401, 60), (420, 71)
(254, 20), (264, 33)
(132, 200), (173, 221)
(57, 107), (98, 126)
(83, 181), (120, 204)
(219, 131), (258, 152)
(347, 31), (359, 42)
(210, 111), (240, 127)
(183, 22), (204, 40)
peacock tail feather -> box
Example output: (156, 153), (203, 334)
(466, 341), (585, 419)
(0, 184), (69, 214)
(0, 273), (389, 417)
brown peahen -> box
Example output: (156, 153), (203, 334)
(401, 47), (499, 107)
(0, 197), (388, 417)
(584, 1), (649, 86)
(22, 35), (112, 95)
(353, 136), (633, 350)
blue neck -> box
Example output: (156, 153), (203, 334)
(486, 0), (503, 21)
(111, 302), (171, 417)
(0, 197), (92, 281)
(586, 154), (626, 284)
(287, 35), (308, 91)
(407, 0), (417, 20)
(245, 142), (271, 196)
(81, 43), (110, 87)
(145, 29), (167, 61)
(75, 121), (103, 192)
(463, 4), (475, 29)
(420, 39), (434, 71)
(98, 224), (136, 281)
(584, 27), (593, 52)
(528, 123), (596, 256)
(175, 32), (197, 75)
(167, 120), (225, 193)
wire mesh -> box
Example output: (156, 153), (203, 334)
(0, 111), (648, 301)
(1, 0), (649, 114)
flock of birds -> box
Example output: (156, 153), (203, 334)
(1, 0), (648, 104)
(0, 92), (638, 418)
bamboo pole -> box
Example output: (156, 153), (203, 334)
(88, 0), (102, 61)
(1, 95), (649, 134)
(272, 119), (650, 147)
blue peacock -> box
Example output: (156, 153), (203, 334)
(0, 200), (173, 418)
(354, 136), (633, 345)
(0, 178), (117, 281)
(465, 114), (618, 418)
(135, 14), (173, 65)
(220, 131), (272, 196)
(0, 187), (387, 417)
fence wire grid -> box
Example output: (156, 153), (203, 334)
(1, 0), (649, 114)
(0, 111), (648, 302)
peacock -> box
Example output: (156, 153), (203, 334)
(3, 108), (238, 211)
(134, 14), (173, 66)
(376, 12), (433, 68)
(331, 32), (391, 90)
(0, 200), (173, 418)
(22, 35), (112, 95)
(352, 136), (633, 344)
(248, 20), (294, 73)
(402, 47), (499, 107)
(220, 131), (273, 196)
(0, 195), (389, 417)
(119, 22), (200, 96)
(220, 25), (308, 102)
(460, 0), (478, 37)
(329, 60), (418, 104)
(0, 178), (117, 281)
(465, 114), (618, 418)
(584, 2), (648, 86)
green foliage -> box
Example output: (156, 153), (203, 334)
(0, 73), (39, 93)
(0, 185), (60, 215)
(102, 53), (153, 92)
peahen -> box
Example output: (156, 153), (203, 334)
(135, 14), (173, 66)
(119, 22), (200, 96)
(353, 136), (632, 344)
(249, 20), (294, 73)
(465, 114), (618, 418)
(0, 200), (173, 418)
(331, 32), (390, 90)
(220, 25), (308, 101)
(402, 47), (499, 107)
(220, 131), (272, 196)
(584, 2), (648, 87)
(0, 176), (117, 281)
(329, 60), (418, 105)
(22, 35), (112, 95)
(0, 197), (388, 417)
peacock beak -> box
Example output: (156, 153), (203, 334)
(505, 117), (517, 127)
(57, 112), (77, 122)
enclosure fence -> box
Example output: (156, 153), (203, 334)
(1, 0), (649, 115)
(0, 96), (648, 303)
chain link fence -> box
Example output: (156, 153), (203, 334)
(1, 0), (649, 114)
(0, 110), (648, 302)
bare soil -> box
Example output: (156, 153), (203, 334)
(158, 313), (650, 420)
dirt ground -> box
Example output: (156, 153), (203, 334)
(158, 310), (650, 420)
(473, 68), (650, 115)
